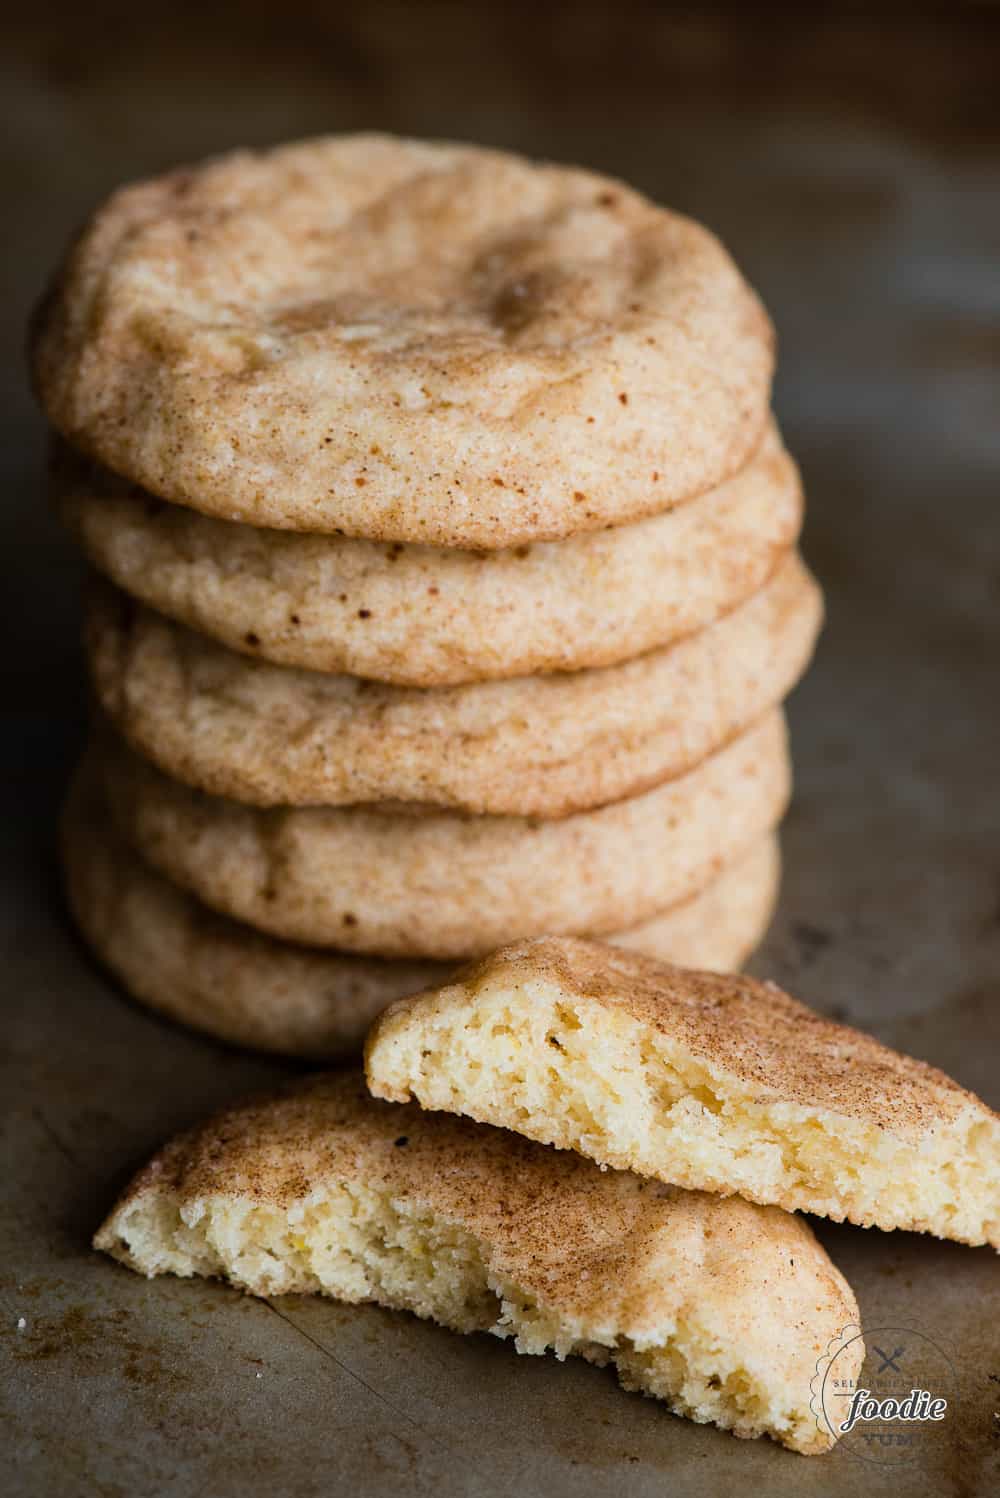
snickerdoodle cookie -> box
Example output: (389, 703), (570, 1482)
(85, 552), (818, 816)
(367, 936), (1000, 1249)
(33, 135), (773, 546)
(95, 1071), (860, 1453)
(97, 709), (790, 959)
(57, 421), (799, 685)
(64, 765), (780, 1058)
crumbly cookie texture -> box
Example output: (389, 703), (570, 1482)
(97, 709), (790, 959)
(63, 762), (779, 1058)
(56, 420), (800, 686)
(94, 1072), (860, 1454)
(84, 551), (820, 817)
(366, 937), (1000, 1248)
(33, 134), (773, 546)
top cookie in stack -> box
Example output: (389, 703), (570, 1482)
(32, 135), (821, 1056)
(35, 135), (773, 548)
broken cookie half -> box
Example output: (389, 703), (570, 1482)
(366, 937), (1000, 1248)
(95, 1072), (860, 1454)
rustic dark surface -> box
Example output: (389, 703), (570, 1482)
(2, 7), (999, 1495)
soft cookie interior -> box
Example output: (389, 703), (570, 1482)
(365, 942), (1000, 1247)
(98, 1146), (842, 1455)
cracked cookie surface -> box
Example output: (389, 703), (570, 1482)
(33, 134), (773, 546)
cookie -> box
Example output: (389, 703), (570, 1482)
(57, 421), (800, 686)
(97, 709), (790, 958)
(94, 1071), (861, 1453)
(63, 762), (780, 1057)
(33, 134), (773, 547)
(367, 937), (1000, 1248)
(62, 763), (439, 1057)
(85, 552), (819, 816)
(609, 834), (780, 972)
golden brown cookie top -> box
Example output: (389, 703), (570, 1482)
(99, 1070), (853, 1353)
(32, 134), (774, 545)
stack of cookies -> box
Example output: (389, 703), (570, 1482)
(31, 135), (822, 1058)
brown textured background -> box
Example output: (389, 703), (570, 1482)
(2, 6), (999, 1496)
